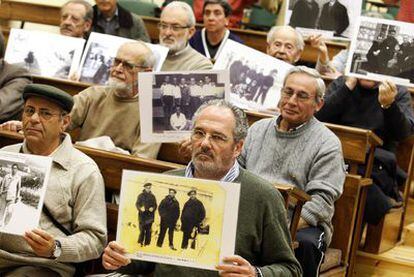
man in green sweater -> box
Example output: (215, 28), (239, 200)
(101, 100), (302, 276)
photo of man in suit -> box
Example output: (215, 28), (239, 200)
(0, 164), (21, 227)
(136, 183), (157, 247)
(180, 189), (205, 249)
(157, 188), (180, 250)
(318, 0), (349, 36)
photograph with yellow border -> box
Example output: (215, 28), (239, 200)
(117, 170), (240, 271)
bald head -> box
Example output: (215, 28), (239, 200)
(117, 41), (155, 68)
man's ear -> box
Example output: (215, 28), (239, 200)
(315, 99), (324, 112)
(188, 26), (196, 39)
(84, 20), (92, 33)
(233, 139), (244, 159)
(293, 49), (303, 63)
(61, 114), (71, 132)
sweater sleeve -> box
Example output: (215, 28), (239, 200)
(68, 88), (93, 131)
(301, 137), (345, 228)
(383, 86), (414, 141)
(57, 164), (107, 262)
(258, 187), (302, 277)
(131, 140), (161, 159)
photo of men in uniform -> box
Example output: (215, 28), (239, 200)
(0, 164), (21, 227)
(157, 188), (180, 250)
(136, 183), (157, 247)
(181, 189), (206, 249)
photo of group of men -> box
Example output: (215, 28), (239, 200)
(348, 18), (414, 85)
(152, 73), (225, 132)
(136, 183), (207, 251)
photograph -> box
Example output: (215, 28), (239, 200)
(345, 16), (414, 88)
(139, 70), (229, 143)
(78, 32), (168, 85)
(285, 0), (362, 39)
(0, 151), (52, 236)
(214, 40), (292, 111)
(4, 28), (85, 79)
(117, 170), (240, 271)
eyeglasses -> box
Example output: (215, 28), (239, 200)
(281, 88), (313, 102)
(191, 129), (230, 144)
(23, 107), (65, 121)
(112, 58), (146, 71)
(157, 22), (190, 32)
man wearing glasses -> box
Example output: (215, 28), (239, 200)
(159, 1), (213, 71)
(0, 84), (106, 276)
(239, 66), (345, 277)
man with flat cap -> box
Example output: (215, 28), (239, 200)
(180, 189), (205, 249)
(157, 188), (180, 250)
(0, 84), (106, 276)
(136, 183), (157, 247)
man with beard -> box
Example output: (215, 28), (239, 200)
(59, 0), (93, 39)
(102, 100), (301, 276)
(156, 188), (180, 250)
(159, 1), (213, 71)
(136, 183), (157, 247)
(180, 189), (205, 249)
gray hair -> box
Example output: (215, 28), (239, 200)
(267, 25), (305, 52)
(193, 99), (248, 142)
(283, 66), (326, 102)
(162, 1), (196, 27)
(0, 31), (4, 59)
(62, 0), (93, 22)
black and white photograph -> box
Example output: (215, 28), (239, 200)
(345, 16), (414, 87)
(139, 70), (229, 143)
(285, 0), (362, 39)
(78, 32), (168, 85)
(4, 28), (85, 79)
(0, 151), (52, 236)
(214, 40), (292, 111)
(117, 170), (240, 270)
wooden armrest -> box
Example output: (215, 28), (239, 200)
(274, 183), (311, 203)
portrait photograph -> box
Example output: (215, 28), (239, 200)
(214, 40), (292, 111)
(139, 70), (229, 143)
(345, 16), (414, 88)
(4, 28), (85, 79)
(285, 0), (362, 39)
(78, 32), (168, 85)
(117, 170), (240, 271)
(0, 151), (52, 236)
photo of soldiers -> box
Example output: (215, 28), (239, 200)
(136, 183), (157, 247)
(157, 188), (180, 250)
(181, 189), (206, 249)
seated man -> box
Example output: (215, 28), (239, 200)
(170, 107), (187, 130)
(316, 77), (414, 225)
(92, 0), (150, 41)
(159, 1), (213, 71)
(0, 84), (106, 276)
(60, 0), (93, 38)
(239, 66), (345, 276)
(189, 0), (243, 61)
(102, 100), (302, 276)
(0, 33), (31, 123)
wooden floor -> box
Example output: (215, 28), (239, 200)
(354, 197), (414, 276)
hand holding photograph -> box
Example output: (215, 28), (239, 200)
(116, 170), (240, 271)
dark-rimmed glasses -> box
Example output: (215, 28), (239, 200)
(112, 58), (146, 71)
(157, 22), (190, 32)
(23, 107), (65, 121)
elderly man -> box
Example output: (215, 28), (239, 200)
(239, 66), (345, 276)
(316, 77), (414, 225)
(160, 1), (213, 71)
(0, 84), (106, 276)
(92, 0), (150, 41)
(0, 33), (31, 123)
(101, 100), (302, 276)
(60, 0), (93, 38)
(189, 0), (243, 61)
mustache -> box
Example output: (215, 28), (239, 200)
(195, 147), (214, 159)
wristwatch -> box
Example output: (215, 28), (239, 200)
(381, 103), (392, 109)
(52, 240), (62, 259)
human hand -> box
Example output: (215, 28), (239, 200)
(378, 80), (397, 107)
(0, 121), (22, 132)
(178, 139), (192, 160)
(149, 207), (154, 212)
(216, 255), (256, 276)
(102, 241), (131, 270)
(345, 77), (358, 91)
(24, 228), (55, 258)
(297, 217), (310, 230)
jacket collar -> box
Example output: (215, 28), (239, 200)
(93, 4), (133, 29)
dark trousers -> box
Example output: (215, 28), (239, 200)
(138, 222), (152, 245)
(295, 226), (326, 277)
(157, 221), (175, 247)
(181, 229), (192, 249)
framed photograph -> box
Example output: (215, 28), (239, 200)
(139, 70), (229, 143)
(78, 32), (168, 85)
(285, 0), (362, 39)
(0, 151), (52, 235)
(214, 40), (292, 111)
(345, 16), (414, 88)
(4, 28), (85, 79)
(117, 170), (240, 271)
